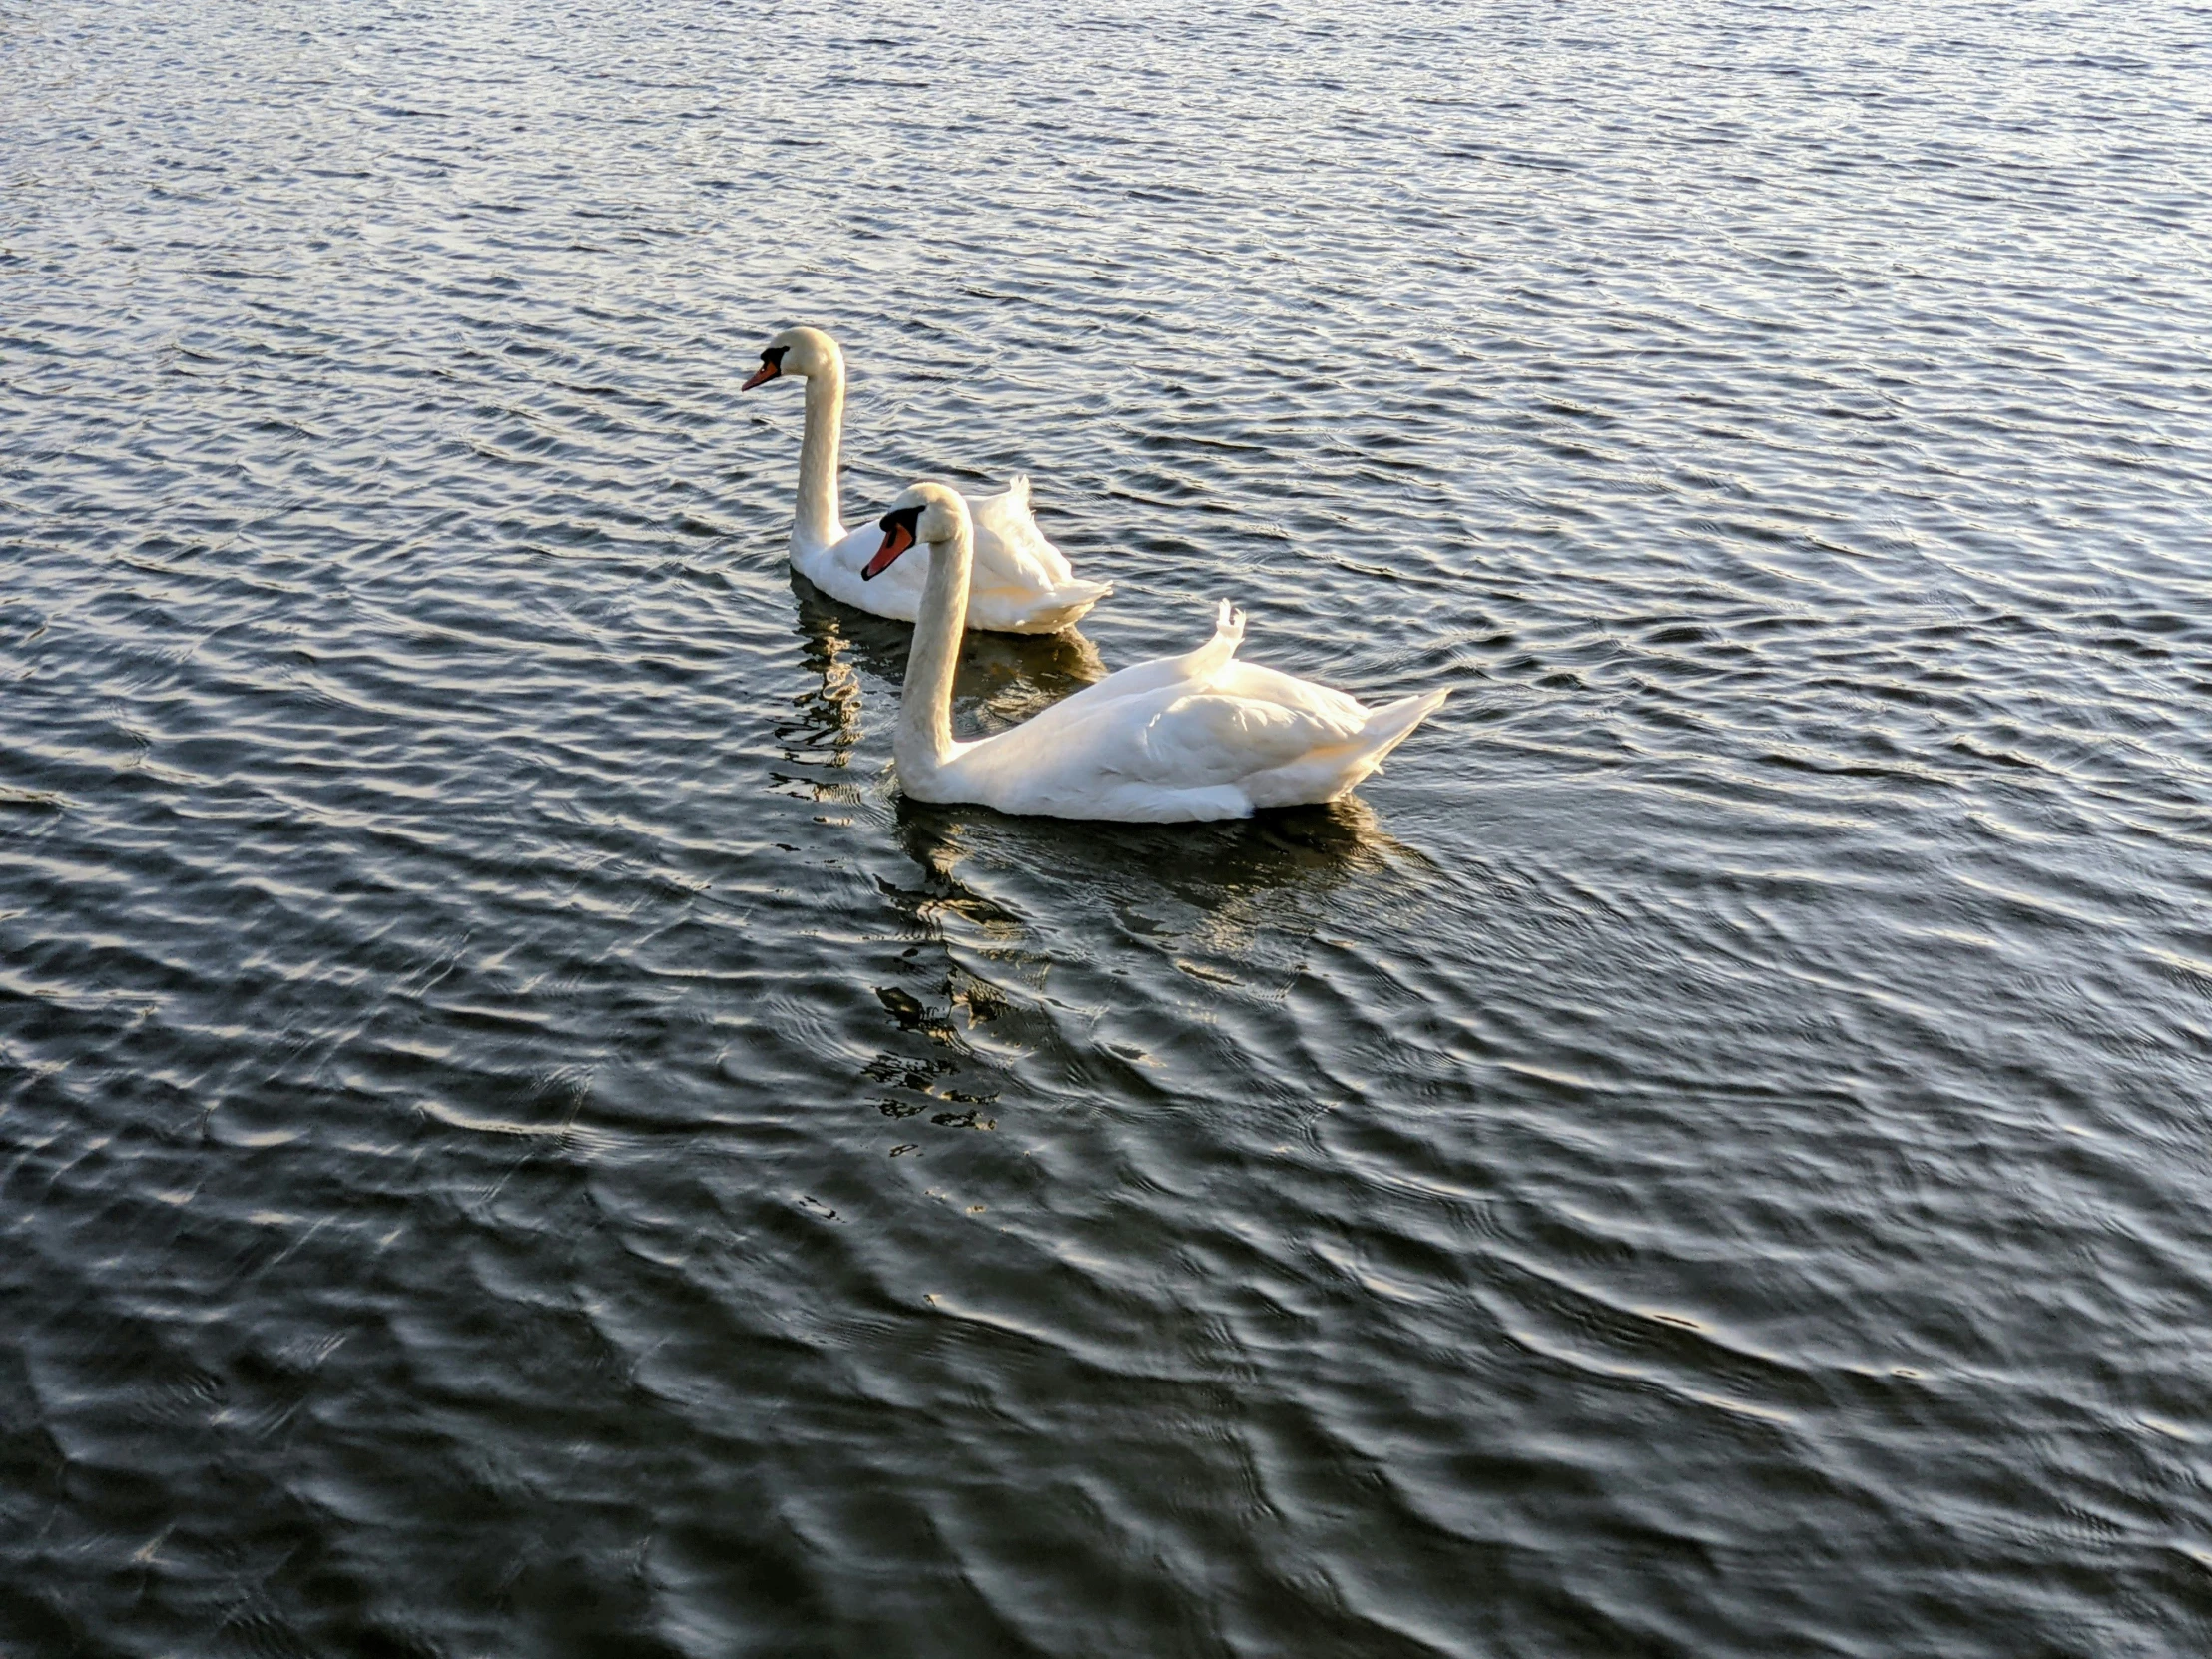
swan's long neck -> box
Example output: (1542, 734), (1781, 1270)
(895, 518), (971, 793)
(793, 356), (845, 550)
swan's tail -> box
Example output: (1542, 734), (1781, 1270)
(966, 576), (1112, 635)
(1354, 688), (1449, 775)
(1241, 687), (1450, 810)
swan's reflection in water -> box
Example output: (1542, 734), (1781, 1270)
(879, 797), (1432, 1123)
(769, 582), (872, 816)
(780, 570), (1434, 1133)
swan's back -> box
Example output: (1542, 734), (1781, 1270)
(1212, 659), (1367, 727)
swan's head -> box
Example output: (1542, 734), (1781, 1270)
(741, 325), (840, 391)
(864, 482), (966, 580)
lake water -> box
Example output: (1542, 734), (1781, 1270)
(4, 1), (2210, 1653)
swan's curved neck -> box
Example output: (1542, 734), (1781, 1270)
(794, 359), (845, 550)
(896, 522), (971, 794)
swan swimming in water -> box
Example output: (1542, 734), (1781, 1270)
(865, 482), (1449, 823)
(742, 327), (1109, 634)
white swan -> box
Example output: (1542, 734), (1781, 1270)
(742, 327), (1109, 634)
(866, 483), (1449, 822)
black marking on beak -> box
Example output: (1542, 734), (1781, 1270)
(741, 345), (789, 390)
(864, 505), (925, 580)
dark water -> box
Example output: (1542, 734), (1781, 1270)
(5, 1), (2211, 1653)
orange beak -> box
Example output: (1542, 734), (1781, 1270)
(863, 520), (915, 580)
(740, 360), (781, 391)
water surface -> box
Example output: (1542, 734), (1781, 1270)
(4, 2), (2211, 1654)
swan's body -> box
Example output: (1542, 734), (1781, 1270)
(744, 328), (1108, 634)
(871, 484), (1448, 823)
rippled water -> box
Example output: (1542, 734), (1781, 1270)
(6, 1), (2212, 1652)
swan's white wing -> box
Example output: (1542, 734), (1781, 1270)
(965, 476), (1076, 586)
(963, 581), (1110, 635)
(1132, 692), (1369, 787)
(1241, 689), (1450, 809)
(941, 678), (1193, 807)
(950, 677), (1363, 805)
(951, 603), (1350, 782)
(958, 666), (1190, 765)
